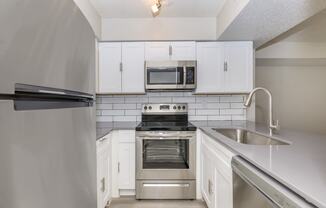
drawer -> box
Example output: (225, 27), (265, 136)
(118, 130), (135, 143)
(136, 180), (196, 199)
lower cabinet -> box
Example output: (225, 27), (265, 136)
(110, 130), (136, 196)
(96, 134), (112, 208)
(200, 131), (234, 208)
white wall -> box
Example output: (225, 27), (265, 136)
(101, 18), (217, 41)
(255, 10), (326, 134)
(74, 0), (102, 39)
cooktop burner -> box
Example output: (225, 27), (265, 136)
(136, 103), (196, 131)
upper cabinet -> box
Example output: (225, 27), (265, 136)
(98, 42), (145, 94)
(98, 41), (253, 94)
(196, 41), (253, 94)
(145, 41), (196, 61)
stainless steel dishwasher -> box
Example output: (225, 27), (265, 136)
(232, 156), (316, 208)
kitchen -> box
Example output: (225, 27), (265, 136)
(1, 0), (326, 208)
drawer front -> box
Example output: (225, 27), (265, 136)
(136, 180), (196, 199)
(118, 130), (135, 143)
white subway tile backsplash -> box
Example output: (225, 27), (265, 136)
(96, 104), (113, 109)
(231, 103), (246, 109)
(125, 97), (149, 103)
(102, 97), (124, 103)
(188, 103), (204, 109)
(207, 115), (232, 120)
(113, 103), (136, 110)
(189, 115), (208, 121)
(196, 109), (220, 115)
(97, 116), (113, 122)
(102, 110), (124, 116)
(172, 96), (196, 103)
(205, 103), (230, 109)
(220, 96), (244, 103)
(125, 109), (141, 116)
(113, 116), (137, 122)
(231, 115), (246, 120)
(196, 96), (219, 103)
(96, 93), (246, 122)
(148, 97), (172, 103)
(220, 109), (244, 115)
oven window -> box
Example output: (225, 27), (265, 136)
(147, 67), (183, 85)
(143, 139), (189, 169)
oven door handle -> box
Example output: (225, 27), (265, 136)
(143, 183), (190, 188)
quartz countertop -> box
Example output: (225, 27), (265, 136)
(192, 120), (326, 208)
(96, 121), (139, 140)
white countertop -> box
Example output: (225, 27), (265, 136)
(193, 120), (326, 208)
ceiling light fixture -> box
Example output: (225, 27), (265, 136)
(151, 0), (162, 16)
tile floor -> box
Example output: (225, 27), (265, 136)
(107, 197), (207, 208)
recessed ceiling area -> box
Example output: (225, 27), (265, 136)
(90, 0), (226, 18)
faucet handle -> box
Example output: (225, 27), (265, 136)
(274, 120), (280, 130)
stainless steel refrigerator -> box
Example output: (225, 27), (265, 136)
(0, 1), (97, 208)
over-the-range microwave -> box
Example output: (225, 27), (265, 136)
(145, 61), (196, 91)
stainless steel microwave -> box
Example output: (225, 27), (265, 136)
(145, 61), (196, 91)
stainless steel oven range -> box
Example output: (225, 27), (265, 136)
(135, 103), (197, 199)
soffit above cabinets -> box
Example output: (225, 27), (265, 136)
(89, 0), (226, 18)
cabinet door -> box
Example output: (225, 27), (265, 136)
(224, 42), (253, 93)
(170, 41), (196, 60)
(103, 140), (111, 205)
(196, 42), (224, 93)
(118, 143), (135, 190)
(145, 42), (170, 61)
(97, 145), (109, 208)
(201, 145), (215, 208)
(98, 43), (122, 93)
(214, 168), (233, 208)
(121, 42), (145, 93)
(97, 150), (104, 208)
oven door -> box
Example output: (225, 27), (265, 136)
(145, 67), (184, 90)
(136, 131), (196, 180)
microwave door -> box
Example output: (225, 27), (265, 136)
(147, 68), (182, 89)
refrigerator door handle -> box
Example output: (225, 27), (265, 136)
(0, 83), (95, 110)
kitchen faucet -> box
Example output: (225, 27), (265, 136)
(244, 87), (280, 135)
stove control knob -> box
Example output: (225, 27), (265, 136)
(149, 106), (152, 110)
(173, 106), (177, 110)
(182, 106), (186, 110)
(144, 106), (148, 110)
(178, 106), (181, 110)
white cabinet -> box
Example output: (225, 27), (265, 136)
(196, 42), (224, 93)
(98, 42), (145, 94)
(145, 41), (196, 61)
(170, 41), (196, 60)
(121, 42), (145, 93)
(98, 43), (122, 93)
(224, 42), (254, 93)
(196, 41), (253, 93)
(145, 42), (170, 61)
(96, 134), (112, 208)
(200, 131), (235, 208)
(117, 130), (136, 194)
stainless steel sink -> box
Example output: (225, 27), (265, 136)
(213, 128), (289, 145)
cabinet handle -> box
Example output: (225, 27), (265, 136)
(208, 179), (213, 195)
(120, 62), (123, 72)
(224, 62), (228, 72)
(101, 177), (105, 192)
(118, 162), (120, 173)
(169, 45), (172, 56)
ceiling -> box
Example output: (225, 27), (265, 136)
(90, 0), (226, 18)
(283, 10), (326, 42)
